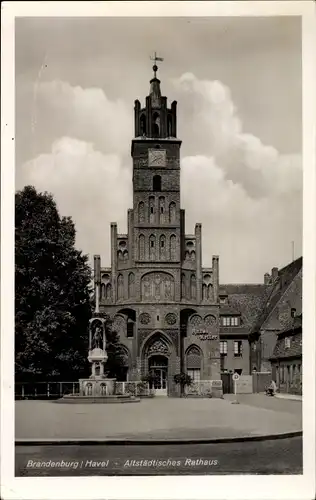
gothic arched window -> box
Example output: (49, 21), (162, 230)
(106, 283), (111, 300)
(153, 175), (161, 192)
(128, 272), (135, 298)
(149, 196), (155, 223)
(190, 274), (196, 300)
(101, 283), (106, 298)
(186, 345), (202, 378)
(140, 114), (146, 136)
(202, 284), (208, 301)
(149, 234), (156, 260)
(159, 196), (165, 223)
(181, 273), (186, 299)
(169, 202), (176, 223)
(138, 201), (145, 223)
(139, 234), (145, 260)
(117, 274), (124, 300)
(170, 234), (176, 260)
(159, 234), (166, 260)
(152, 112), (160, 137)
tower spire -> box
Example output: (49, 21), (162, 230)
(149, 52), (163, 105)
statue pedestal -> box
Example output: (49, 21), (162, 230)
(88, 347), (108, 377)
(79, 377), (116, 397)
(79, 347), (116, 396)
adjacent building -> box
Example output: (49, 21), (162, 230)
(249, 257), (302, 373)
(270, 314), (302, 395)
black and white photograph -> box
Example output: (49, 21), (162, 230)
(1, 2), (316, 500)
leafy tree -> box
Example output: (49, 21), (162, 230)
(103, 319), (126, 379)
(15, 186), (92, 381)
(174, 372), (192, 396)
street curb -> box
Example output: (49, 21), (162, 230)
(15, 430), (302, 446)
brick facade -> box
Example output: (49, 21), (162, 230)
(94, 70), (221, 396)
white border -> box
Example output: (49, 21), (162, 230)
(1, 2), (315, 499)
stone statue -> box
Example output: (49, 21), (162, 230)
(91, 321), (104, 350)
(93, 326), (102, 349)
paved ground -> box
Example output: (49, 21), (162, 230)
(16, 394), (302, 441)
(223, 393), (302, 415)
(15, 436), (302, 476)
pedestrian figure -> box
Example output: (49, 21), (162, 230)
(266, 380), (277, 396)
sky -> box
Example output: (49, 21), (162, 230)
(15, 16), (302, 283)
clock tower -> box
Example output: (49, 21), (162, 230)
(131, 62), (183, 266)
(96, 58), (223, 397)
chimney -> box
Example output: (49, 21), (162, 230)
(271, 267), (278, 281)
(264, 273), (270, 285)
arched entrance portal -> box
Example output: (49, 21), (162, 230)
(148, 355), (168, 396)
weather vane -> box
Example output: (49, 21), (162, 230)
(150, 51), (164, 77)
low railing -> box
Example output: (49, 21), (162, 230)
(15, 380), (151, 399)
(15, 382), (80, 400)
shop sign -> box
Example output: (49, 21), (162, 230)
(192, 329), (219, 341)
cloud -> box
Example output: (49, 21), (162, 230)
(16, 79), (133, 166)
(18, 137), (132, 264)
(181, 155), (302, 281)
(17, 75), (302, 282)
(174, 73), (302, 199)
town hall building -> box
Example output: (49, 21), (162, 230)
(93, 61), (302, 397)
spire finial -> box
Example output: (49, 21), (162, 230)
(150, 51), (164, 78)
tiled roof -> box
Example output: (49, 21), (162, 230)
(251, 257), (302, 334)
(270, 331), (302, 360)
(277, 314), (302, 338)
(218, 284), (268, 333)
(219, 284), (266, 295)
(219, 305), (241, 315)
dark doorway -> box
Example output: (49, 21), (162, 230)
(221, 372), (233, 394)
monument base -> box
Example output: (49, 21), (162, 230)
(79, 377), (116, 397)
(56, 377), (141, 403)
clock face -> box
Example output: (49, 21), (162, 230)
(148, 149), (166, 167)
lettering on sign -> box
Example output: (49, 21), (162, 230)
(192, 329), (218, 341)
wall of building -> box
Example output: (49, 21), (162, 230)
(272, 358), (302, 395)
(99, 300), (222, 395)
(259, 269), (302, 371)
(219, 338), (250, 375)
